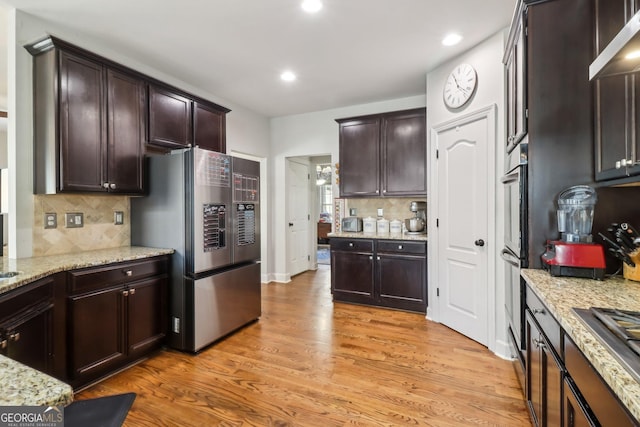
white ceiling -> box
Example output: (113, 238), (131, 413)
(0, 0), (514, 118)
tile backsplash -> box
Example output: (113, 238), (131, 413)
(33, 194), (130, 257)
(345, 197), (426, 221)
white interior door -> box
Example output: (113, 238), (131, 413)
(435, 109), (492, 346)
(287, 159), (310, 277)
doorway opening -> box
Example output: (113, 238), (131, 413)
(316, 162), (333, 265)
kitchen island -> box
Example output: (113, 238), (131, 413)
(521, 269), (640, 424)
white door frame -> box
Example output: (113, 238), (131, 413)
(427, 104), (497, 352)
(285, 157), (312, 278)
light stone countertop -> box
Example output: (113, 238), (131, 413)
(521, 269), (640, 422)
(0, 246), (174, 296)
(0, 246), (174, 406)
(0, 355), (73, 406)
(328, 231), (428, 242)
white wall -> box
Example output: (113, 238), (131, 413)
(426, 30), (508, 357)
(269, 95), (426, 282)
(8, 11), (271, 270)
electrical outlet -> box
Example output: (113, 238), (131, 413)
(114, 211), (124, 225)
(65, 212), (84, 228)
(173, 317), (180, 334)
(44, 213), (57, 229)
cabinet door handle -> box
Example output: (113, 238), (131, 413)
(129, 288), (136, 296)
(0, 339), (6, 349)
(123, 270), (133, 276)
(532, 308), (545, 315)
(102, 182), (110, 189)
(8, 332), (20, 342)
(123, 290), (129, 297)
(110, 183), (117, 190)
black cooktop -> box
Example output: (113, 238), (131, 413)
(573, 307), (640, 384)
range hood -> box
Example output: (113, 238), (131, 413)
(590, 9), (640, 80)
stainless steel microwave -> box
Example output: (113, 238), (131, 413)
(341, 217), (362, 232)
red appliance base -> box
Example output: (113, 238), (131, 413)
(541, 241), (606, 280)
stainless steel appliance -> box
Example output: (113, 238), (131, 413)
(341, 217), (362, 232)
(574, 307), (640, 383)
(131, 148), (261, 352)
(500, 141), (528, 385)
(405, 201), (426, 234)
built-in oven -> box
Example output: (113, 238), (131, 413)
(500, 140), (528, 388)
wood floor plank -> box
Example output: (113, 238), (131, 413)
(77, 265), (531, 426)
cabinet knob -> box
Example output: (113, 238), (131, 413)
(103, 182), (110, 189)
(123, 270), (133, 276)
(8, 332), (20, 342)
(0, 339), (6, 349)
(129, 288), (136, 296)
(110, 183), (117, 189)
(532, 308), (545, 315)
(123, 290), (129, 297)
(398, 245), (403, 250)
(349, 243), (354, 247)
(369, 255), (373, 260)
(377, 256), (380, 260)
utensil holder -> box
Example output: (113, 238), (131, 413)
(623, 250), (640, 281)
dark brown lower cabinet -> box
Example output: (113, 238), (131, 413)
(66, 256), (169, 389)
(525, 310), (562, 427)
(331, 238), (427, 312)
(564, 377), (595, 427)
(0, 277), (55, 375)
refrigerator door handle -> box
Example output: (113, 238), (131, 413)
(501, 247), (520, 267)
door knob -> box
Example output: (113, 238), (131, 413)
(288, 222), (294, 227)
(474, 239), (485, 247)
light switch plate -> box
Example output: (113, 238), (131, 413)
(114, 211), (124, 225)
(44, 213), (57, 229)
(65, 212), (83, 228)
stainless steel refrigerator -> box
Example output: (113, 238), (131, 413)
(131, 147), (260, 352)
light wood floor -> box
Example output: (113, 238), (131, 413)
(77, 266), (531, 426)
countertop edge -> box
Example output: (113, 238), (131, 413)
(328, 232), (428, 241)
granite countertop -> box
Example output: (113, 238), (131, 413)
(0, 246), (174, 296)
(521, 269), (640, 422)
(0, 355), (73, 406)
(328, 231), (428, 242)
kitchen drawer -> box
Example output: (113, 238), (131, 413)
(330, 238), (374, 253)
(0, 276), (54, 322)
(565, 336), (637, 427)
(526, 285), (562, 359)
(377, 240), (426, 255)
(67, 256), (169, 295)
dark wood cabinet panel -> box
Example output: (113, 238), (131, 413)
(337, 117), (381, 197)
(59, 50), (106, 192)
(504, 1), (528, 152)
(331, 247), (375, 304)
(381, 110), (426, 196)
(148, 85), (192, 150)
(331, 238), (427, 312)
(31, 41), (146, 195)
(337, 108), (426, 198)
(564, 377), (596, 427)
(525, 310), (562, 427)
(106, 69), (145, 193)
(68, 285), (126, 382)
(194, 101), (226, 153)
(127, 277), (167, 358)
(0, 276), (58, 377)
(377, 253), (426, 312)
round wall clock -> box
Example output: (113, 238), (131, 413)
(443, 63), (477, 109)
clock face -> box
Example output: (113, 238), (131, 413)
(443, 63), (477, 109)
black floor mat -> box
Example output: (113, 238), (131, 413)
(64, 392), (136, 427)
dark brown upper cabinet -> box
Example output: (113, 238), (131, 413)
(594, 0), (640, 182)
(29, 38), (145, 194)
(194, 101), (227, 153)
(147, 85), (192, 150)
(336, 108), (426, 198)
(504, 0), (528, 153)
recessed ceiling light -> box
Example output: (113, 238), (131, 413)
(442, 33), (463, 46)
(626, 50), (640, 60)
(301, 0), (323, 13)
(281, 71), (297, 82)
